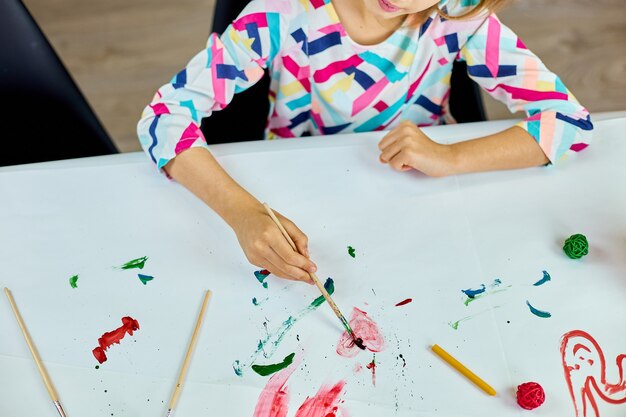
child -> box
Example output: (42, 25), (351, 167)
(137, 0), (593, 284)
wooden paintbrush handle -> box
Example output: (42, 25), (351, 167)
(262, 204), (352, 333)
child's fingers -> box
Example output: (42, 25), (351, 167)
(379, 141), (404, 163)
(378, 129), (401, 150)
(261, 258), (303, 283)
(265, 245), (313, 283)
(388, 152), (413, 171)
(282, 219), (311, 259)
(270, 237), (315, 281)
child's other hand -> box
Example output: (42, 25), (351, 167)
(231, 204), (316, 284)
(378, 121), (456, 177)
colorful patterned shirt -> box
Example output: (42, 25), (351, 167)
(137, 0), (593, 171)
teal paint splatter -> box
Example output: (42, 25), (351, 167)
(254, 269), (270, 289)
(69, 275), (79, 288)
(233, 278), (335, 376)
(252, 297), (258, 305)
(462, 284), (486, 299)
(233, 360), (243, 376)
(251, 353), (296, 376)
(462, 279), (510, 306)
(119, 256), (148, 270)
(138, 274), (153, 285)
(533, 270), (551, 286)
(526, 300), (551, 318)
(347, 246), (356, 258)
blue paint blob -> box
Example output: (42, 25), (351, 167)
(526, 300), (551, 318)
(462, 284), (486, 299)
(533, 270), (551, 286)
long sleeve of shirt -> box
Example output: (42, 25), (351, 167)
(137, 0), (286, 171)
(458, 13), (593, 163)
(137, 0), (594, 172)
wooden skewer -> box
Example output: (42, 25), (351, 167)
(4, 287), (68, 417)
(166, 289), (212, 417)
(262, 203), (364, 349)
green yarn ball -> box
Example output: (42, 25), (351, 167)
(563, 234), (589, 259)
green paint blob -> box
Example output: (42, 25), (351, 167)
(95, 365), (100, 369)
(137, 274), (153, 285)
(310, 278), (335, 308)
(233, 277), (337, 376)
(251, 353), (296, 376)
(69, 275), (79, 288)
(119, 256), (148, 270)
(252, 297), (258, 305)
(347, 246), (356, 258)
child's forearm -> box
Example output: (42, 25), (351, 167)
(163, 147), (261, 228)
(449, 126), (549, 174)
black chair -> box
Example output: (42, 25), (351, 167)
(201, 0), (486, 144)
(0, 0), (119, 167)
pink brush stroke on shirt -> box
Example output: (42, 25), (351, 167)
(336, 307), (385, 358)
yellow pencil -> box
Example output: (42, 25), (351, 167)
(431, 344), (497, 396)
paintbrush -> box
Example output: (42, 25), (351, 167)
(166, 289), (212, 417)
(4, 287), (68, 417)
(262, 203), (365, 350)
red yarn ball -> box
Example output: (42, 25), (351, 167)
(516, 382), (545, 410)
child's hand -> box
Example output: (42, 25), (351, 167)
(378, 121), (456, 177)
(231, 205), (316, 284)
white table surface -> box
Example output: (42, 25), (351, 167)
(1, 113), (625, 417)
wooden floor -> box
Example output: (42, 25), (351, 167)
(23, 0), (626, 152)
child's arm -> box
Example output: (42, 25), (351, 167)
(380, 11), (593, 175)
(136, 1), (315, 282)
(164, 147), (316, 283)
(378, 121), (547, 176)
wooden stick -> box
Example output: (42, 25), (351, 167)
(4, 287), (68, 417)
(262, 203), (362, 347)
(166, 289), (212, 417)
(431, 344), (497, 396)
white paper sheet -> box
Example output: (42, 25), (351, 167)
(1, 118), (624, 416)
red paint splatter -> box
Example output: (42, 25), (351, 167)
(253, 362), (298, 417)
(336, 308), (385, 358)
(560, 329), (626, 417)
(365, 355), (376, 386)
(253, 357), (349, 417)
(353, 363), (363, 373)
(92, 316), (140, 364)
(294, 380), (347, 417)
(395, 298), (413, 307)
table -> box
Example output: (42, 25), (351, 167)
(1, 114), (625, 417)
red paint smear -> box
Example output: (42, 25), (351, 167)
(560, 329), (626, 417)
(366, 357), (376, 386)
(92, 316), (140, 364)
(253, 361), (299, 417)
(395, 298), (413, 307)
(336, 308), (385, 358)
(294, 380), (347, 417)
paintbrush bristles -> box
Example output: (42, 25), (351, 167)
(262, 203), (363, 348)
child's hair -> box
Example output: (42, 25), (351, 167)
(408, 0), (510, 26)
